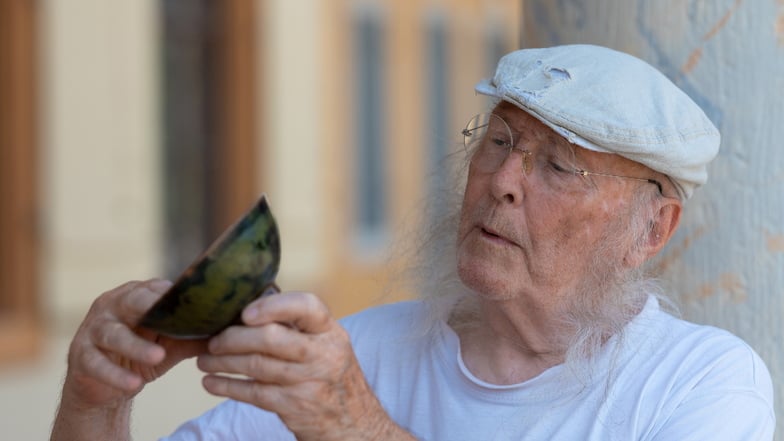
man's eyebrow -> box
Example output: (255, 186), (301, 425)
(512, 124), (559, 148)
(494, 110), (571, 150)
(544, 132), (572, 150)
(496, 117), (537, 144)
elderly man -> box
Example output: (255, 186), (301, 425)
(51, 45), (774, 440)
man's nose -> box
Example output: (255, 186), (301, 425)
(489, 148), (529, 204)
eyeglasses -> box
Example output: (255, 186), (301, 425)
(462, 113), (664, 195)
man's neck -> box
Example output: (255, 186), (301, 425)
(455, 297), (572, 385)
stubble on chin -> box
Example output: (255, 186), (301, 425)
(456, 236), (523, 301)
(455, 198), (530, 300)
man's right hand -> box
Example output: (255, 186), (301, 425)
(51, 279), (207, 440)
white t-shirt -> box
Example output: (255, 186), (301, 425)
(162, 297), (775, 440)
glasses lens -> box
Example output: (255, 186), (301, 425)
(463, 113), (514, 173)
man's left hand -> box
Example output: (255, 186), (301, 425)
(197, 291), (409, 441)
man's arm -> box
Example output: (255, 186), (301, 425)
(50, 279), (206, 441)
(51, 399), (133, 441)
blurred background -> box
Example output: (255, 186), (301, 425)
(0, 0), (782, 439)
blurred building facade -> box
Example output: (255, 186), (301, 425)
(0, 0), (519, 439)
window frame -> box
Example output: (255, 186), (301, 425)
(0, 0), (41, 362)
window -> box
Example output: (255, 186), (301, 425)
(161, 0), (211, 277)
(353, 14), (388, 250)
(425, 17), (451, 221)
(161, 0), (259, 277)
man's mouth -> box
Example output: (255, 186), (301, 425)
(479, 226), (517, 247)
(481, 227), (500, 238)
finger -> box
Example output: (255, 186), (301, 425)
(208, 323), (311, 361)
(73, 340), (144, 393)
(158, 336), (210, 362)
(91, 320), (165, 365)
(102, 279), (171, 324)
(113, 279), (173, 324)
(99, 278), (169, 303)
(202, 374), (286, 411)
(242, 292), (332, 334)
(146, 278), (174, 293)
(197, 353), (303, 385)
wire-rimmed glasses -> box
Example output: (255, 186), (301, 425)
(461, 113), (664, 195)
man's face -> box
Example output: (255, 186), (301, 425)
(456, 102), (648, 307)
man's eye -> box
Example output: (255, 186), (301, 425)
(491, 137), (509, 146)
(549, 161), (570, 173)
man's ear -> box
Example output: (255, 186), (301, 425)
(625, 197), (682, 268)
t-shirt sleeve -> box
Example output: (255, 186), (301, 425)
(648, 343), (775, 441)
(159, 399), (296, 441)
(649, 391), (774, 440)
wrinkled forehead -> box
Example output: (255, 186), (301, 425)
(491, 100), (654, 175)
(491, 101), (566, 147)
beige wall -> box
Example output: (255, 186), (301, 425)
(261, 0), (329, 291)
(42, 0), (163, 326)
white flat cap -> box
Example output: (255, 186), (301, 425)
(476, 44), (720, 200)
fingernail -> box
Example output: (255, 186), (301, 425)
(243, 306), (258, 323)
(149, 279), (173, 291)
(148, 345), (165, 363)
